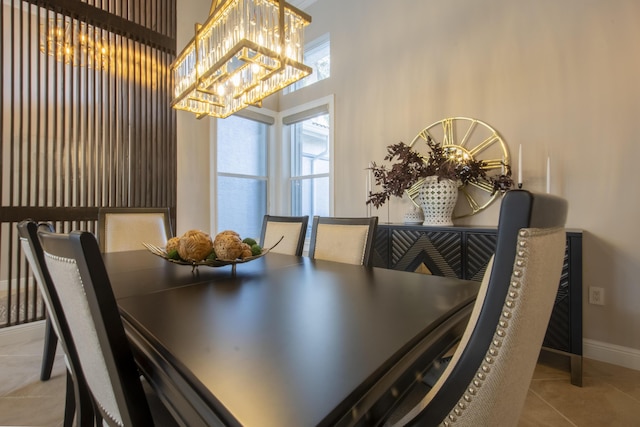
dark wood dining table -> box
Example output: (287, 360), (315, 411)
(103, 250), (480, 427)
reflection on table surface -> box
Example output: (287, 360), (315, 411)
(104, 250), (479, 427)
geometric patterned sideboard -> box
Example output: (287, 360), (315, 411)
(373, 224), (584, 386)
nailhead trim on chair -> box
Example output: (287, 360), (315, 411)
(440, 229), (531, 426)
(45, 253), (124, 427)
(102, 407), (124, 427)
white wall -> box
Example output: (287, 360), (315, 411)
(178, 0), (640, 362)
(176, 0), (215, 235)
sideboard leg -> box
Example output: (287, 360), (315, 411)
(570, 354), (583, 387)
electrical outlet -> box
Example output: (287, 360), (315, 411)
(589, 286), (605, 305)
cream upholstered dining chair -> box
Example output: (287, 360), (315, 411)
(308, 216), (378, 266)
(260, 215), (309, 256)
(98, 207), (172, 253)
(38, 227), (177, 426)
(17, 220), (94, 427)
(385, 190), (568, 427)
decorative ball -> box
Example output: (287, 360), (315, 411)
(218, 230), (240, 238)
(166, 236), (180, 253)
(240, 242), (252, 259)
(213, 231), (244, 260)
(242, 237), (257, 247)
(250, 244), (262, 256)
(177, 230), (214, 262)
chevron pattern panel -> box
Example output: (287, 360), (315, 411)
(372, 227), (390, 268)
(465, 232), (498, 281)
(390, 229), (462, 278)
(466, 233), (574, 353)
(542, 245), (571, 352)
(375, 225), (582, 368)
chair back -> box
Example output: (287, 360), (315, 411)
(98, 207), (172, 253)
(17, 221), (63, 344)
(260, 215), (309, 256)
(308, 216), (378, 266)
(393, 190), (568, 427)
(18, 220), (95, 425)
(38, 228), (154, 426)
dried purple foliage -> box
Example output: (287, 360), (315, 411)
(366, 136), (513, 208)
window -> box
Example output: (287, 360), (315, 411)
(216, 114), (270, 240)
(286, 34), (330, 93)
(290, 114), (330, 219)
(213, 100), (331, 243)
(283, 97), (334, 231)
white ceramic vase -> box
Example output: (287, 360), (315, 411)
(403, 205), (424, 224)
(417, 176), (459, 226)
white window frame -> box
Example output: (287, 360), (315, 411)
(208, 97), (333, 239)
(277, 94), (335, 218)
(285, 33), (330, 94)
(210, 107), (278, 235)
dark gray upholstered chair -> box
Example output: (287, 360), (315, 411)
(260, 215), (309, 256)
(98, 207), (172, 253)
(38, 228), (176, 426)
(18, 220), (93, 427)
(308, 216), (378, 266)
(385, 190), (568, 426)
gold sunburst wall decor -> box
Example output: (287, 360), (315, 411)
(407, 117), (511, 218)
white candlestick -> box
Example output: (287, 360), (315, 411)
(546, 156), (551, 193)
(366, 162), (372, 216)
(518, 144), (523, 185)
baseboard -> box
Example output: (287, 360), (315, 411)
(1, 277), (30, 292)
(584, 338), (640, 371)
(0, 320), (45, 347)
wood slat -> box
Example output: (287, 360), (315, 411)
(21, 0), (175, 53)
(1, 0), (177, 327)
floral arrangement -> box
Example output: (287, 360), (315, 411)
(366, 136), (513, 208)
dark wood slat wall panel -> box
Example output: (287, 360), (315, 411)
(21, 0), (176, 53)
(0, 0), (177, 328)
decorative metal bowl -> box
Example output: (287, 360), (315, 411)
(142, 236), (283, 275)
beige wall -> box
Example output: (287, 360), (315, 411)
(176, 0), (214, 235)
(179, 0), (640, 358)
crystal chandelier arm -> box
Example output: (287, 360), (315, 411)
(278, 0), (285, 51)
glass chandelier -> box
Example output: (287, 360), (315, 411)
(172, 0), (312, 119)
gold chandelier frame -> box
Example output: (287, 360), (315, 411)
(172, 0), (312, 119)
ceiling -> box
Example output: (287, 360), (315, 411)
(288, 0), (318, 10)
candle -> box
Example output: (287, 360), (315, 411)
(518, 144), (523, 185)
(546, 156), (551, 193)
(366, 162), (372, 216)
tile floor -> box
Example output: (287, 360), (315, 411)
(1, 332), (640, 426)
(0, 331), (67, 426)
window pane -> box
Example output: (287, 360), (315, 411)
(291, 177), (330, 219)
(291, 114), (330, 177)
(216, 113), (269, 238)
(217, 176), (267, 240)
(217, 115), (267, 176)
(287, 35), (330, 93)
